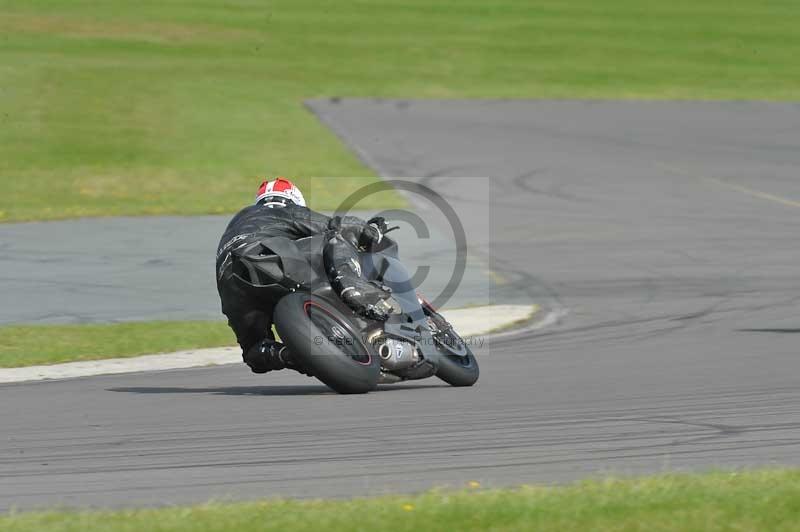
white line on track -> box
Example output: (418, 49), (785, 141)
(660, 163), (800, 209)
(0, 304), (539, 384)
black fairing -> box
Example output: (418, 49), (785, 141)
(234, 234), (454, 369)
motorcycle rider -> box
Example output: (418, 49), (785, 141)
(216, 177), (393, 375)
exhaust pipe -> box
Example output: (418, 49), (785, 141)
(377, 338), (418, 371)
(379, 343), (392, 360)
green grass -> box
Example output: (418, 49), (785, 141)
(2, 1), (799, 222)
(0, 321), (235, 367)
(3, 470), (800, 531)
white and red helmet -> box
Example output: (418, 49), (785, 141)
(255, 177), (306, 208)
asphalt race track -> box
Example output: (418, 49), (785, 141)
(3, 100), (800, 510)
(0, 213), (489, 325)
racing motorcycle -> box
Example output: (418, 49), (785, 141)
(231, 230), (479, 394)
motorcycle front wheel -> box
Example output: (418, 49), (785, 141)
(274, 293), (380, 394)
(435, 345), (480, 387)
(422, 304), (480, 387)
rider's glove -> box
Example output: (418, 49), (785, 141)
(367, 216), (388, 234)
(328, 215), (382, 250)
(327, 216), (342, 233)
(359, 222), (383, 250)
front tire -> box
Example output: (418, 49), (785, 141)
(421, 303), (480, 387)
(436, 347), (480, 387)
(274, 293), (380, 394)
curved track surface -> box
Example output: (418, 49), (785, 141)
(3, 100), (800, 510)
(0, 213), (489, 325)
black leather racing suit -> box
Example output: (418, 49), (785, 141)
(215, 204), (381, 373)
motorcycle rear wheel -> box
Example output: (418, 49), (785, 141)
(274, 293), (380, 394)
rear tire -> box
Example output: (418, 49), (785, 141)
(274, 293), (379, 394)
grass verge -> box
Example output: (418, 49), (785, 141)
(0, 302), (516, 368)
(2, 1), (800, 221)
(3, 470), (800, 531)
(0, 321), (234, 367)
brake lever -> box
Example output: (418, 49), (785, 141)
(384, 225), (401, 234)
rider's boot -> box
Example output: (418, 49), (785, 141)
(244, 339), (312, 376)
(324, 234), (394, 321)
(338, 277), (394, 321)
